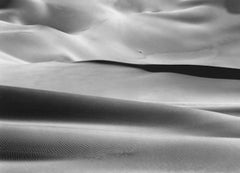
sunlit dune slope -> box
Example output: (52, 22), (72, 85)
(0, 61), (240, 105)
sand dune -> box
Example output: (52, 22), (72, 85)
(2, 122), (240, 173)
(1, 61), (240, 105)
(1, 86), (240, 172)
(2, 121), (240, 173)
(1, 85), (240, 137)
(0, 0), (240, 67)
(1, 0), (240, 172)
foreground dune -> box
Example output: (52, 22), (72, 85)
(1, 85), (240, 137)
(1, 86), (240, 173)
(1, 122), (240, 173)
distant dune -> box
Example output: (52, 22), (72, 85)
(0, 0), (240, 67)
(1, 0), (240, 172)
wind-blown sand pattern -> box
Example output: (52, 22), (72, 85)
(1, 0), (240, 172)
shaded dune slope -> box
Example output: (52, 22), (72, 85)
(77, 60), (240, 79)
(1, 85), (240, 138)
(1, 86), (240, 172)
(197, 106), (240, 117)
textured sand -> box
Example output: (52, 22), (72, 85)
(1, 0), (240, 172)
(1, 86), (240, 173)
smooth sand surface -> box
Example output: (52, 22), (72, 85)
(0, 0), (240, 67)
(1, 0), (240, 172)
(1, 61), (240, 105)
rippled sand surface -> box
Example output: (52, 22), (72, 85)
(1, 0), (240, 172)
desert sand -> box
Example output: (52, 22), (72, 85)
(1, 0), (240, 172)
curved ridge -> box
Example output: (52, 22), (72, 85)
(75, 60), (240, 79)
